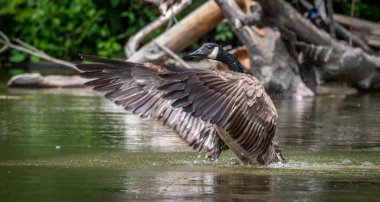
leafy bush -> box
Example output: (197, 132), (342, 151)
(0, 0), (159, 63)
(215, 22), (234, 42)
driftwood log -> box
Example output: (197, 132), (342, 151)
(334, 14), (380, 35)
(256, 0), (380, 91)
(333, 14), (380, 49)
(7, 73), (86, 88)
(298, 0), (373, 53)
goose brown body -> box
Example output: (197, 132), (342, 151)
(76, 45), (285, 165)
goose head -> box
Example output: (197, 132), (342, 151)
(188, 43), (245, 73)
(188, 43), (221, 60)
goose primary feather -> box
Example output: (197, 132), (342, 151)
(76, 43), (286, 165)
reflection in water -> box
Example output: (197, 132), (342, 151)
(121, 108), (188, 152)
(111, 170), (380, 201)
(116, 172), (279, 201)
(1, 165), (379, 202)
(119, 172), (218, 201)
(275, 94), (380, 152)
(0, 88), (380, 201)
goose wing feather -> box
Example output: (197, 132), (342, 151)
(158, 68), (280, 164)
(77, 55), (225, 159)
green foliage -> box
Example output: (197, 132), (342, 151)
(1, 0), (233, 65)
(1, 0), (380, 68)
(0, 0), (159, 63)
(215, 22), (234, 42)
(9, 50), (26, 63)
(0, 0), (24, 15)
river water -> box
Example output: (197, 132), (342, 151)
(0, 88), (379, 201)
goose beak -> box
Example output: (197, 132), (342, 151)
(188, 49), (205, 58)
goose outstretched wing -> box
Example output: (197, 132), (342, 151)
(77, 55), (281, 164)
(157, 67), (279, 164)
(77, 55), (225, 159)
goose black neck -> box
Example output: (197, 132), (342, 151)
(216, 49), (245, 73)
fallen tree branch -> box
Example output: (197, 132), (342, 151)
(262, 0), (336, 49)
(333, 14), (380, 34)
(298, 0), (372, 53)
(297, 41), (380, 90)
(258, 0), (380, 91)
(125, 0), (192, 57)
(0, 31), (78, 71)
(335, 14), (380, 49)
(332, 14), (380, 49)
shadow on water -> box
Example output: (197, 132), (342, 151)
(0, 87), (380, 201)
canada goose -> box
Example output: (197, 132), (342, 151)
(76, 43), (285, 165)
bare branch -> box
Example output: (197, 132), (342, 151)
(14, 38), (42, 53)
(0, 31), (78, 71)
(125, 0), (192, 57)
(0, 31), (10, 53)
(154, 41), (193, 69)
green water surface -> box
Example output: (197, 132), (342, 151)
(0, 87), (379, 201)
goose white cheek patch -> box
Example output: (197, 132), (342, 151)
(207, 47), (219, 59)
